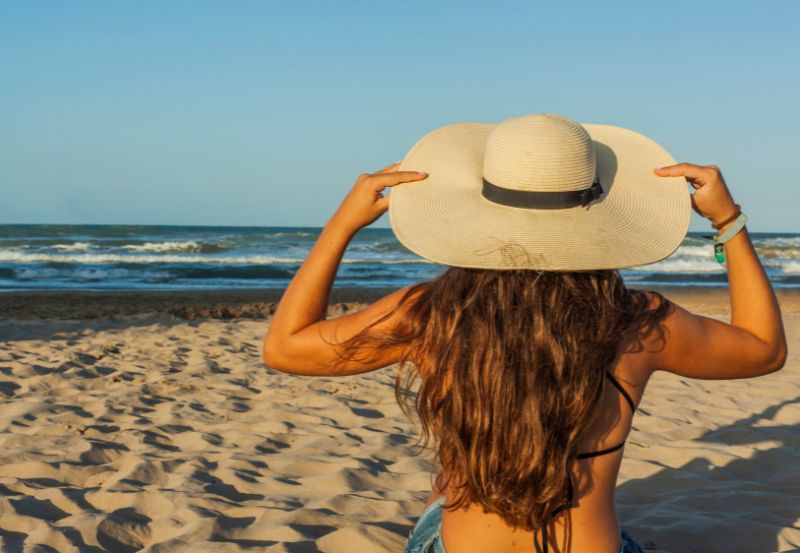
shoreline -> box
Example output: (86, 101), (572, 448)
(2, 286), (800, 320)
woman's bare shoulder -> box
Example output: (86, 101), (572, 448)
(612, 291), (671, 385)
(618, 290), (671, 353)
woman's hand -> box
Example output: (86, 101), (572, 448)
(653, 163), (737, 227)
(329, 162), (428, 235)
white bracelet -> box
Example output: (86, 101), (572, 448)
(716, 212), (748, 244)
(703, 212), (747, 265)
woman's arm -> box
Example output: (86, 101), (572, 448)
(650, 163), (787, 379)
(262, 162), (428, 376)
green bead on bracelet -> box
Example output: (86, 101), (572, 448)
(702, 212), (748, 266)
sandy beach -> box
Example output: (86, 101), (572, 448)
(0, 287), (798, 552)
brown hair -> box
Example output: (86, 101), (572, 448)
(337, 267), (671, 533)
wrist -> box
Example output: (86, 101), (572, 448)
(324, 214), (360, 240)
(715, 212), (748, 245)
(704, 210), (748, 266)
(715, 218), (744, 238)
(709, 202), (740, 229)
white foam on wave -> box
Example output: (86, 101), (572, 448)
(121, 241), (203, 253)
(670, 244), (712, 258)
(52, 242), (92, 252)
(681, 237), (800, 259)
(782, 261), (800, 275)
(270, 231), (314, 238)
(0, 250), (430, 265)
(759, 247), (800, 259)
(632, 257), (725, 274)
(0, 251), (302, 265)
(626, 241), (722, 274)
(755, 236), (800, 248)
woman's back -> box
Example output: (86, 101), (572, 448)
(437, 332), (650, 553)
(385, 268), (669, 553)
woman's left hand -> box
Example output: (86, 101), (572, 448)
(329, 162), (428, 235)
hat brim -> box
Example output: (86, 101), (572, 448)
(389, 122), (691, 270)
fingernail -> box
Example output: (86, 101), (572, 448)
(419, 172), (428, 176)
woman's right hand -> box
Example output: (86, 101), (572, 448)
(654, 163), (738, 227)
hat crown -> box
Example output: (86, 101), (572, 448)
(483, 114), (596, 193)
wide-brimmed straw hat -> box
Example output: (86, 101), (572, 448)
(389, 114), (691, 270)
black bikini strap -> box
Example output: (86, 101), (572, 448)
(550, 474), (575, 517)
(541, 474), (576, 553)
(605, 371), (636, 412)
(575, 441), (625, 459)
(537, 373), (635, 553)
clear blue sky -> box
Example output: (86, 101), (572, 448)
(1, 1), (798, 231)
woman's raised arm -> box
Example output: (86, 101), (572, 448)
(651, 163), (787, 379)
(262, 163), (428, 376)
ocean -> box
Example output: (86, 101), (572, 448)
(0, 225), (798, 291)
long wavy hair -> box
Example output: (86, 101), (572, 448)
(336, 268), (671, 534)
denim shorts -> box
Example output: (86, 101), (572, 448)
(403, 498), (645, 553)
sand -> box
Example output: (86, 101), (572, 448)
(0, 287), (798, 552)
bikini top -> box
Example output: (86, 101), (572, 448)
(539, 371), (636, 553)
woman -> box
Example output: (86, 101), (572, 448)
(263, 114), (786, 553)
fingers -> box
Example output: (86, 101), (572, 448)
(653, 163), (713, 180)
(690, 193), (699, 212)
(375, 195), (390, 212)
(366, 170), (428, 189)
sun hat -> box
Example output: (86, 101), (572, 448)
(389, 114), (691, 270)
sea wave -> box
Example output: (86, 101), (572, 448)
(268, 231), (315, 238)
(669, 245), (714, 258)
(631, 272), (730, 284)
(755, 236), (800, 248)
(7, 265), (294, 282)
(633, 258), (725, 274)
(0, 250), (430, 266)
(2, 226), (799, 290)
(120, 241), (227, 254)
(52, 242), (93, 251)
(168, 266), (295, 280)
(679, 239), (800, 259)
(758, 247), (800, 259)
(782, 261), (800, 275)
(14, 266), (138, 281)
(0, 250), (304, 265)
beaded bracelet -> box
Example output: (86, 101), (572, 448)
(703, 212), (748, 265)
